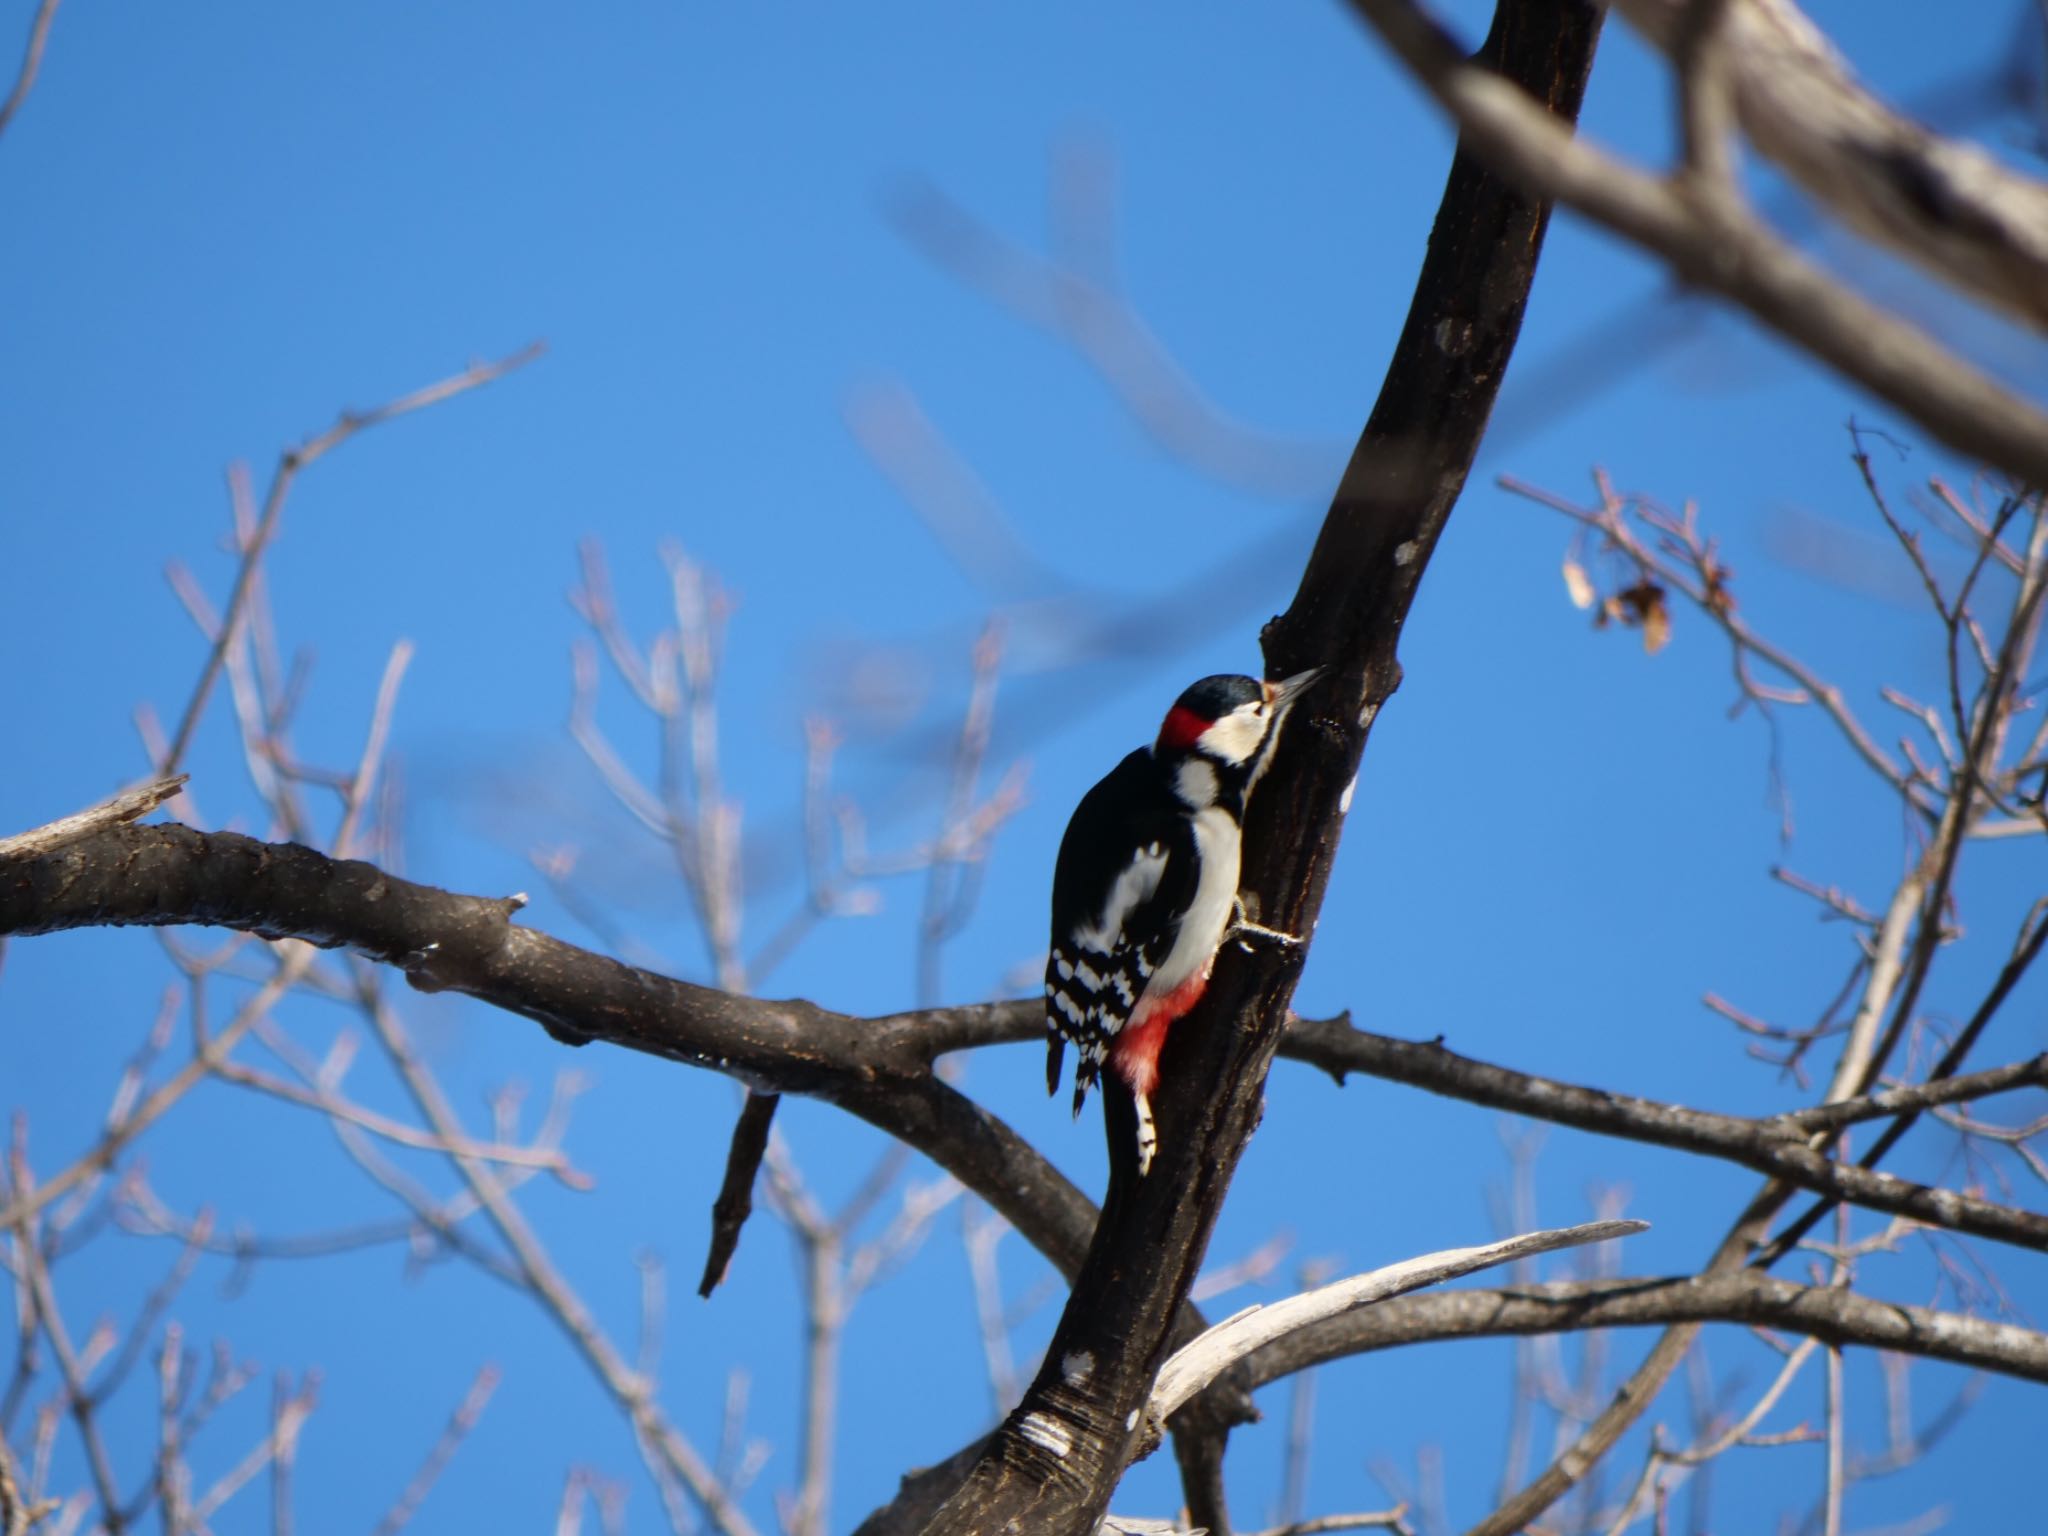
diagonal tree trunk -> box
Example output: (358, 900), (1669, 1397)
(909, 4), (1606, 1531)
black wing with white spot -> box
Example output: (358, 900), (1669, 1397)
(1045, 750), (1198, 1113)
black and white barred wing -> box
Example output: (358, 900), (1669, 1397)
(1045, 753), (1194, 1113)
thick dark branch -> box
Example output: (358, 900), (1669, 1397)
(805, 1001), (2048, 1224)
(1285, 1019), (2048, 1250)
(12, 827), (2036, 1256)
(14, 814), (2042, 1531)
(0, 822), (1091, 1262)
(1241, 1272), (2048, 1388)
(0, 819), (1262, 1440)
(936, 1002), (2048, 1246)
(917, 6), (1606, 1533)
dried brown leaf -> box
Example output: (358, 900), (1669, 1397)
(1562, 555), (1597, 610)
(1614, 580), (1671, 655)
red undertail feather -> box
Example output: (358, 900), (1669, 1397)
(1108, 965), (1213, 1099)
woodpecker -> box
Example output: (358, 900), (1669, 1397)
(1045, 667), (1322, 1174)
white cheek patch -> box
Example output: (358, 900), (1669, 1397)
(1198, 706), (1266, 766)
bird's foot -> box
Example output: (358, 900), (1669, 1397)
(1229, 894), (1303, 952)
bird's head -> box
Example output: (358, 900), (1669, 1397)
(1154, 668), (1323, 808)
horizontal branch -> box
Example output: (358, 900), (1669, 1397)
(1284, 1017), (2048, 1251)
(0, 821), (1102, 1278)
(1239, 1271), (2048, 1388)
(8, 821), (2042, 1256)
(1150, 1220), (1645, 1420)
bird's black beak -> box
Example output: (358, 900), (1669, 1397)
(1263, 666), (1324, 710)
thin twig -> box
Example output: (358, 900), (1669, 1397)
(368, 1365), (500, 1536)
(0, 948), (318, 1233)
(0, 0), (60, 142)
(344, 960), (759, 1536)
(159, 345), (541, 775)
(5, 1161), (123, 1533)
(0, 777), (186, 861)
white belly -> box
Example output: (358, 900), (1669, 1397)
(1148, 806), (1239, 999)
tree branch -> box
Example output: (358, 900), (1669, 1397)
(1239, 1271), (2048, 1389)
(1150, 1221), (1646, 1422)
(158, 345), (543, 777)
(913, 6), (1606, 1531)
(1345, 0), (2048, 489)
(3, 13), (1606, 1531)
(1617, 0), (2048, 333)
(0, 776), (187, 862)
(0, 822), (1091, 1257)
(12, 817), (2041, 1259)
(0, 0), (59, 144)
(1284, 1017), (2048, 1250)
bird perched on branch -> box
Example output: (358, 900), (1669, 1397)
(1045, 668), (1321, 1174)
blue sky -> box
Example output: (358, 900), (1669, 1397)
(4, 3), (2045, 1532)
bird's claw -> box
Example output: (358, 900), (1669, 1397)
(1229, 894), (1303, 952)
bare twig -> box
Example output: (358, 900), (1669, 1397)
(368, 1366), (500, 1536)
(0, 946), (318, 1233)
(6, 1158), (123, 1532)
(159, 345), (541, 775)
(1502, 473), (1920, 805)
(0, 777), (186, 862)
(0, 0), (59, 142)
(342, 960), (759, 1536)
(1244, 1514), (1416, 1536)
(881, 163), (1340, 500)
(270, 1372), (315, 1536)
(207, 1057), (586, 1178)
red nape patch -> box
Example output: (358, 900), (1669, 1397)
(1157, 705), (1210, 754)
(1109, 969), (1212, 1098)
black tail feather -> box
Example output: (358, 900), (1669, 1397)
(1070, 1053), (1097, 1119)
